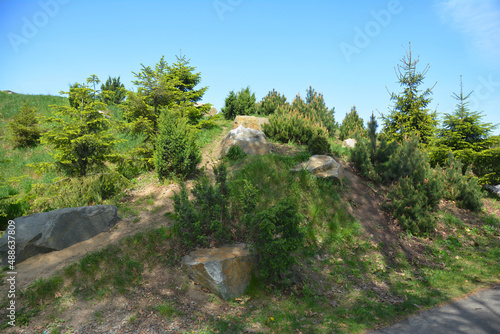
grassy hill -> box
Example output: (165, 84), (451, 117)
(0, 93), (499, 333)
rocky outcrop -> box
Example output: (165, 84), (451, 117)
(219, 125), (271, 158)
(0, 205), (118, 265)
(485, 184), (500, 197)
(342, 138), (357, 149)
(181, 243), (255, 300)
(231, 116), (269, 132)
(291, 155), (342, 181)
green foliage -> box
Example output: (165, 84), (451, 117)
(41, 76), (120, 177)
(68, 82), (92, 110)
(258, 89), (288, 115)
(351, 136), (377, 181)
(263, 105), (329, 145)
(8, 103), (41, 148)
(441, 153), (483, 212)
(100, 76), (126, 105)
(292, 86), (337, 136)
(339, 106), (365, 141)
(250, 198), (304, 285)
(382, 43), (437, 145)
(26, 172), (129, 213)
(221, 87), (256, 120)
(307, 135), (331, 155)
(367, 112), (378, 157)
(226, 145), (247, 161)
(173, 164), (231, 248)
(384, 137), (444, 234)
(154, 111), (201, 180)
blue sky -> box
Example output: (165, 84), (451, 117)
(1, 0), (499, 134)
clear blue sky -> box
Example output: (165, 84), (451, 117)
(1, 0), (499, 134)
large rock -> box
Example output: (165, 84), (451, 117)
(0, 205), (118, 265)
(342, 138), (357, 149)
(485, 184), (500, 197)
(181, 243), (255, 300)
(231, 116), (269, 132)
(291, 155), (342, 181)
(219, 125), (271, 158)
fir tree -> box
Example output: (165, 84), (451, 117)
(339, 106), (365, 141)
(41, 76), (120, 177)
(382, 43), (437, 145)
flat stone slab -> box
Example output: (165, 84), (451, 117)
(291, 155), (342, 180)
(231, 116), (269, 132)
(181, 243), (255, 300)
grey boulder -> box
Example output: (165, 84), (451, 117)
(0, 205), (118, 265)
(219, 125), (271, 158)
(291, 155), (343, 181)
(181, 243), (255, 300)
(485, 184), (500, 197)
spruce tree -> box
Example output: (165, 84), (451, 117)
(367, 112), (378, 158)
(221, 87), (256, 120)
(382, 43), (437, 145)
(41, 76), (119, 177)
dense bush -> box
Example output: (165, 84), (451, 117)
(8, 103), (41, 148)
(221, 87), (256, 120)
(173, 164), (231, 248)
(154, 111), (201, 180)
(442, 153), (483, 212)
(258, 89), (288, 116)
(27, 172), (129, 213)
(351, 136), (377, 181)
(307, 135), (331, 155)
(250, 198), (304, 285)
(226, 145), (247, 161)
(263, 105), (329, 145)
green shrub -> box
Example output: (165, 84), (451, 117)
(8, 103), (41, 148)
(351, 136), (377, 181)
(154, 111), (201, 180)
(249, 198), (304, 285)
(27, 172), (129, 213)
(307, 135), (331, 155)
(263, 105), (329, 145)
(221, 87), (256, 120)
(258, 89), (288, 116)
(226, 145), (247, 161)
(173, 164), (231, 248)
(442, 153), (483, 212)
(292, 86), (337, 136)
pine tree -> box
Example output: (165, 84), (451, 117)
(100, 76), (126, 105)
(339, 106), (365, 141)
(367, 112), (378, 158)
(41, 76), (120, 177)
(8, 103), (41, 148)
(292, 86), (337, 136)
(382, 43), (437, 145)
(258, 89), (287, 115)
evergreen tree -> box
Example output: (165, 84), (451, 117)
(339, 106), (365, 141)
(221, 87), (256, 120)
(154, 110), (201, 180)
(292, 86), (337, 136)
(41, 76), (119, 177)
(258, 89), (287, 115)
(168, 53), (210, 123)
(8, 103), (41, 148)
(367, 112), (378, 158)
(100, 76), (126, 105)
(382, 43), (437, 145)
